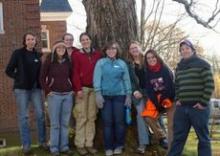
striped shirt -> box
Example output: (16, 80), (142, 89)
(175, 63), (214, 106)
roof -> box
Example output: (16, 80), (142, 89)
(40, 0), (72, 12)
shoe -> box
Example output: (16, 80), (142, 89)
(113, 147), (123, 155)
(76, 147), (88, 155)
(105, 149), (113, 156)
(39, 143), (49, 151)
(159, 138), (168, 149)
(61, 150), (74, 156)
(86, 146), (98, 154)
(136, 144), (146, 154)
(22, 148), (32, 156)
(51, 152), (60, 156)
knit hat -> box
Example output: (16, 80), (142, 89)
(179, 39), (196, 53)
(51, 40), (67, 62)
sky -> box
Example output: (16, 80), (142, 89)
(67, 0), (220, 56)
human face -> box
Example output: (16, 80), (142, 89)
(180, 44), (194, 59)
(146, 53), (157, 66)
(25, 34), (36, 51)
(56, 45), (66, 58)
(129, 43), (141, 57)
(64, 35), (73, 48)
(80, 35), (91, 49)
(106, 44), (117, 59)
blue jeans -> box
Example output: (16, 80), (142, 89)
(14, 89), (46, 150)
(135, 100), (150, 146)
(47, 92), (73, 153)
(101, 95), (126, 150)
(168, 104), (211, 156)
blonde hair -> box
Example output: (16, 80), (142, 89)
(127, 41), (144, 68)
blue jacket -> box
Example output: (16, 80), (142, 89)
(93, 57), (132, 96)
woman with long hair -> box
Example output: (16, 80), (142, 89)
(142, 49), (175, 150)
(127, 41), (150, 154)
(40, 41), (73, 156)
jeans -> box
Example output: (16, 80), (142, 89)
(168, 104), (211, 156)
(47, 92), (73, 153)
(101, 95), (126, 150)
(135, 100), (150, 146)
(14, 89), (46, 150)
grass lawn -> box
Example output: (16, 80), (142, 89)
(0, 125), (219, 156)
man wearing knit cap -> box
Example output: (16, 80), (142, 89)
(168, 39), (214, 156)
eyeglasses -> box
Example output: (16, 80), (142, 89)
(107, 47), (117, 50)
(146, 56), (156, 60)
(64, 39), (73, 41)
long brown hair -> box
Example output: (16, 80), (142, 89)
(127, 41), (144, 68)
(144, 49), (165, 67)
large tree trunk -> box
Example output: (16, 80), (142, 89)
(81, 1), (166, 155)
(82, 0), (138, 55)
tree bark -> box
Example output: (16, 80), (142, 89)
(82, 0), (138, 55)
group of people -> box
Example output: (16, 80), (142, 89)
(5, 31), (214, 156)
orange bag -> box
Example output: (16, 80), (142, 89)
(142, 99), (159, 119)
(142, 94), (173, 119)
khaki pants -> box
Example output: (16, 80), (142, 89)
(73, 87), (97, 148)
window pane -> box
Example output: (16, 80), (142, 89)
(42, 40), (48, 48)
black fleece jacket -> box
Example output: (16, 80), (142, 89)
(5, 47), (42, 90)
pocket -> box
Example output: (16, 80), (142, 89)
(68, 78), (72, 87)
(48, 78), (54, 88)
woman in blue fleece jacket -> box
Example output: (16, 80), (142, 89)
(93, 41), (132, 156)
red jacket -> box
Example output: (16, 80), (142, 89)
(72, 48), (102, 92)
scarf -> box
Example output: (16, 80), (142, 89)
(148, 62), (161, 72)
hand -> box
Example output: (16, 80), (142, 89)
(193, 102), (206, 110)
(125, 95), (132, 108)
(176, 100), (181, 106)
(96, 92), (104, 109)
(133, 91), (143, 99)
(77, 91), (83, 99)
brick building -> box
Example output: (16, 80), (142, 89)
(0, 0), (72, 132)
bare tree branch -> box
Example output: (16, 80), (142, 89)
(172, 0), (220, 29)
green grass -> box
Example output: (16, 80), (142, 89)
(0, 127), (220, 156)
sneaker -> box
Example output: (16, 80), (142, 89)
(136, 144), (146, 154)
(86, 146), (98, 154)
(51, 152), (60, 156)
(22, 148), (32, 156)
(113, 147), (123, 155)
(159, 138), (168, 149)
(61, 150), (74, 156)
(39, 143), (49, 151)
(105, 149), (113, 156)
(76, 147), (88, 155)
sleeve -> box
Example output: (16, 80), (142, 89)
(122, 61), (132, 95)
(174, 69), (179, 102)
(161, 67), (175, 101)
(39, 59), (51, 95)
(93, 60), (102, 92)
(127, 63), (140, 92)
(200, 67), (214, 106)
(143, 71), (163, 111)
(71, 53), (82, 92)
(5, 50), (18, 79)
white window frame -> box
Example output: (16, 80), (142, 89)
(41, 25), (50, 52)
(0, 2), (4, 34)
